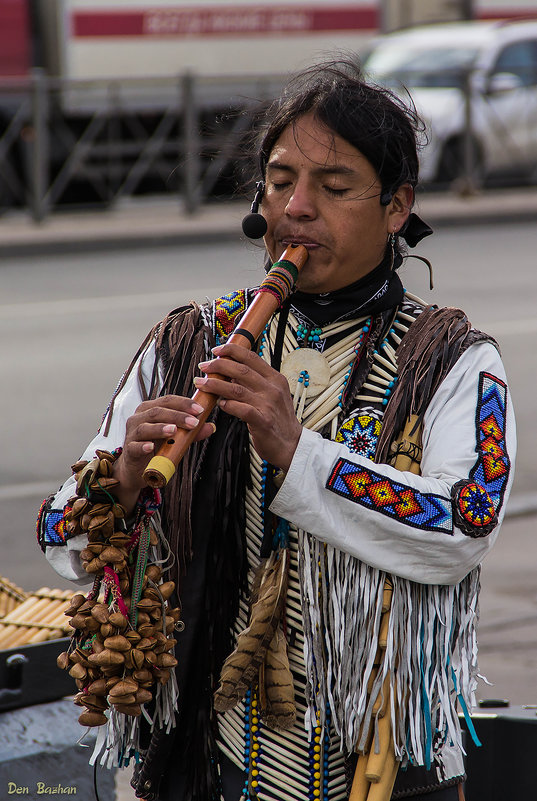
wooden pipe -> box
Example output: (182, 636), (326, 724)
(143, 244), (308, 488)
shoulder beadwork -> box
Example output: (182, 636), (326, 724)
(207, 288), (258, 344)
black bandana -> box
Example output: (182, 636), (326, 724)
(291, 249), (403, 326)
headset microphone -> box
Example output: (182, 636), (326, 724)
(242, 181), (268, 239)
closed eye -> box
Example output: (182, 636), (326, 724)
(270, 181), (349, 196)
(324, 186), (349, 197)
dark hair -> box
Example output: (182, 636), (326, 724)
(255, 59), (425, 198)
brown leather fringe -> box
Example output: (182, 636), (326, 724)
(132, 302), (250, 800)
(153, 304), (215, 578)
(376, 306), (473, 465)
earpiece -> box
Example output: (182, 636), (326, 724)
(242, 181), (268, 239)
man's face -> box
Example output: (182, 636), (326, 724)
(262, 113), (404, 294)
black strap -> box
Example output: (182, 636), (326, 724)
(271, 298), (291, 372)
(259, 300), (291, 558)
(233, 327), (256, 349)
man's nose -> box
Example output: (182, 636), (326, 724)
(284, 179), (316, 219)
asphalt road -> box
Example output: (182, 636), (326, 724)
(1, 223), (536, 708)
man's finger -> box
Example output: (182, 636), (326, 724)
(208, 343), (275, 376)
(136, 396), (204, 415)
(194, 422), (217, 441)
(129, 418), (199, 445)
(216, 397), (264, 427)
(124, 440), (155, 461)
(193, 374), (257, 403)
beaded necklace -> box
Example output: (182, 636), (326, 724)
(263, 310), (372, 432)
(218, 311), (373, 801)
(217, 294), (426, 801)
(354, 293), (423, 409)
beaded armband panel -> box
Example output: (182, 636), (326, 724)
(37, 495), (73, 551)
(452, 371), (510, 537)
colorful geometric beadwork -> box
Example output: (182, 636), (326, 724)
(329, 372), (510, 539)
(214, 289), (248, 342)
(455, 481), (496, 533)
(453, 371), (510, 537)
(335, 414), (382, 461)
(326, 460), (453, 533)
(37, 501), (73, 548)
(473, 372), (510, 503)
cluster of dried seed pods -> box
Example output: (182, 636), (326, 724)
(56, 450), (181, 728)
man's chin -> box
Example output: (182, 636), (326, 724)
(296, 283), (337, 294)
(296, 273), (338, 294)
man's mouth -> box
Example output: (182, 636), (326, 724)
(280, 236), (322, 249)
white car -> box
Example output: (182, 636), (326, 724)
(362, 20), (537, 185)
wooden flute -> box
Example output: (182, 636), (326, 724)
(142, 243), (308, 489)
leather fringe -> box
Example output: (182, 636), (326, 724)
(298, 533), (480, 769)
(376, 306), (472, 464)
(129, 303), (250, 800)
(154, 303), (215, 576)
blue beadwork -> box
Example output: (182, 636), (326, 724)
(331, 372), (510, 540)
(327, 458), (453, 533)
(297, 323), (323, 347)
(258, 323), (269, 358)
(334, 316), (372, 410)
(453, 371), (510, 538)
(242, 690), (252, 797)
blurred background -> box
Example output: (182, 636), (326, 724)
(0, 2), (536, 795)
(1, 0), (537, 216)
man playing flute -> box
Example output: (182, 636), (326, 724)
(38, 60), (516, 801)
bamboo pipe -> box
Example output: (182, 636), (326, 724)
(26, 598), (75, 645)
(0, 595), (15, 617)
(1, 614), (71, 647)
(0, 577), (27, 617)
(366, 756), (399, 801)
(33, 588), (74, 600)
(142, 244), (308, 488)
(0, 602), (68, 648)
(0, 598), (52, 645)
(365, 704), (393, 783)
(351, 754), (371, 800)
(0, 590), (73, 648)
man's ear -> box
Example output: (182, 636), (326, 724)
(388, 183), (414, 231)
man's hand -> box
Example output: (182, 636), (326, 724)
(195, 343), (302, 472)
(113, 396), (215, 513)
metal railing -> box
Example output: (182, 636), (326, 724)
(1, 66), (536, 221)
(0, 71), (285, 221)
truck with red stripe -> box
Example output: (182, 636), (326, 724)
(0, 1), (535, 210)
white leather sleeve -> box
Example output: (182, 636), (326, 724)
(43, 341), (159, 583)
(270, 342), (516, 585)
